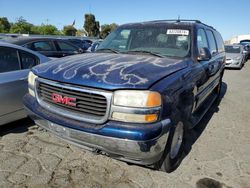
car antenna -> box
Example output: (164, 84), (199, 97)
(177, 15), (180, 22)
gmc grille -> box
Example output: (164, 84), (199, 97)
(35, 78), (112, 124)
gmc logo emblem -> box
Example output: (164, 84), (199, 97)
(51, 93), (76, 107)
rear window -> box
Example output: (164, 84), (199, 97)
(225, 46), (241, 53)
(0, 47), (20, 73)
(214, 31), (225, 53)
(19, 50), (39, 69)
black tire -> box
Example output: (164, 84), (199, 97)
(214, 71), (223, 99)
(240, 63), (243, 70)
(159, 120), (187, 173)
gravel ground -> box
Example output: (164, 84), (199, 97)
(0, 61), (250, 188)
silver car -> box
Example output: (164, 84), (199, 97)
(225, 45), (246, 69)
(0, 42), (50, 125)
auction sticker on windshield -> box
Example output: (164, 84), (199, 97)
(167, 29), (189, 35)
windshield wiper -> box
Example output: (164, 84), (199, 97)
(125, 50), (165, 58)
(95, 48), (120, 54)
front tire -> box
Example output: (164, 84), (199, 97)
(160, 121), (186, 173)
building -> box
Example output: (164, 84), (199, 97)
(225, 35), (250, 44)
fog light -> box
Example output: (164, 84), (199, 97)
(112, 112), (158, 123)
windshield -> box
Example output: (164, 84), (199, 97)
(97, 26), (191, 58)
(225, 45), (241, 53)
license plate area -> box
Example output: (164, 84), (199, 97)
(49, 122), (70, 137)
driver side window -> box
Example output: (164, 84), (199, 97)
(197, 29), (208, 52)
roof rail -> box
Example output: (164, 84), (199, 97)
(147, 19), (215, 30)
(148, 19), (201, 23)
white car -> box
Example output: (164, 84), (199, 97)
(225, 45), (246, 69)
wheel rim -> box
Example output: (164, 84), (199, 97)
(170, 121), (184, 159)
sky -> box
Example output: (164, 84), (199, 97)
(0, 0), (249, 40)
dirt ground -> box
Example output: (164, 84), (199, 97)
(0, 61), (250, 188)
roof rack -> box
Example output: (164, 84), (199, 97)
(148, 19), (201, 23)
(147, 19), (215, 30)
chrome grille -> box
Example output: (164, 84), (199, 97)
(35, 78), (112, 124)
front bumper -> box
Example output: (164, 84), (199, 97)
(23, 94), (171, 165)
(225, 60), (241, 68)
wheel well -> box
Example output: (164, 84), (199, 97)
(177, 90), (194, 120)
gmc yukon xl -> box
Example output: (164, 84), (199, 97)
(23, 20), (225, 172)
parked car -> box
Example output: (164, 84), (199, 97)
(240, 40), (250, 60)
(67, 38), (93, 51)
(23, 20), (225, 172)
(243, 44), (250, 60)
(225, 45), (246, 69)
(0, 42), (50, 126)
(7, 38), (84, 58)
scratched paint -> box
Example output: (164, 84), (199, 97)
(32, 53), (188, 89)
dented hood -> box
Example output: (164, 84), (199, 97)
(32, 53), (189, 90)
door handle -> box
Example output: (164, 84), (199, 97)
(207, 64), (216, 76)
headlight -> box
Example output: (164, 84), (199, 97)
(28, 71), (37, 87)
(28, 71), (37, 97)
(112, 90), (161, 123)
(234, 56), (241, 60)
(113, 90), (161, 108)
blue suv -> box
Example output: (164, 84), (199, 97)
(23, 20), (225, 172)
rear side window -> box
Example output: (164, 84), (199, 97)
(19, 50), (39, 69)
(206, 30), (217, 55)
(197, 29), (209, 52)
(32, 41), (55, 51)
(57, 41), (77, 51)
(0, 47), (20, 73)
(214, 31), (225, 53)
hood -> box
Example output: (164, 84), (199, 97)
(226, 53), (242, 60)
(32, 53), (189, 90)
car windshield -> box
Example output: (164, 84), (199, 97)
(225, 46), (241, 53)
(97, 26), (191, 58)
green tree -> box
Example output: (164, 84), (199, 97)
(10, 17), (33, 34)
(31, 24), (60, 35)
(0, 17), (11, 33)
(100, 23), (118, 39)
(76, 29), (88, 36)
(63, 25), (77, 36)
(84, 14), (100, 37)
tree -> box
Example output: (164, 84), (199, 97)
(0, 17), (11, 33)
(40, 24), (60, 35)
(76, 29), (88, 36)
(31, 24), (60, 35)
(10, 17), (33, 34)
(63, 25), (77, 36)
(84, 14), (100, 37)
(100, 23), (118, 39)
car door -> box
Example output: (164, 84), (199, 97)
(29, 40), (58, 58)
(0, 46), (39, 124)
(55, 40), (81, 57)
(0, 46), (24, 118)
(195, 29), (220, 108)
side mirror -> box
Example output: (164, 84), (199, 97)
(198, 47), (212, 61)
(91, 43), (100, 52)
